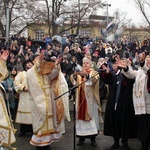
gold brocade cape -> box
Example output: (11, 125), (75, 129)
(0, 59), (16, 147)
(51, 71), (70, 124)
(26, 64), (70, 133)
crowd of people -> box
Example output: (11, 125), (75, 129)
(0, 34), (150, 150)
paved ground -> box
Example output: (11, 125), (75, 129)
(2, 100), (146, 150)
(9, 111), (143, 150)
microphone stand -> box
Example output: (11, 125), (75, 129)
(54, 71), (100, 150)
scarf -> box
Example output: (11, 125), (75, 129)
(77, 76), (91, 121)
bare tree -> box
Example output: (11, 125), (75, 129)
(114, 10), (131, 26)
(67, 0), (103, 35)
(38, 0), (103, 35)
(28, 0), (72, 36)
(0, 0), (46, 37)
(133, 0), (150, 33)
(0, 0), (103, 37)
(112, 9), (132, 32)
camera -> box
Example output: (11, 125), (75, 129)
(63, 57), (67, 61)
(74, 66), (80, 72)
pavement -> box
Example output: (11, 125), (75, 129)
(10, 111), (143, 150)
(11, 124), (142, 150)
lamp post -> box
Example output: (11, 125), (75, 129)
(6, 4), (10, 44)
(52, 0), (55, 36)
(103, 3), (111, 26)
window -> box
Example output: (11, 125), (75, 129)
(64, 30), (70, 35)
(79, 29), (91, 36)
(35, 29), (44, 40)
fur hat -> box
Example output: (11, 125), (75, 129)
(29, 54), (39, 62)
(23, 59), (34, 68)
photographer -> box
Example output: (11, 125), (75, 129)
(115, 44), (124, 59)
(62, 46), (72, 61)
(60, 55), (74, 77)
(141, 39), (150, 53)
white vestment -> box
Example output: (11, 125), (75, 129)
(122, 63), (150, 115)
(26, 64), (70, 146)
(14, 71), (32, 124)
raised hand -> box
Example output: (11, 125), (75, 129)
(78, 70), (88, 77)
(146, 60), (150, 68)
(39, 53), (44, 62)
(101, 64), (109, 74)
(0, 50), (9, 62)
(139, 52), (146, 62)
(116, 59), (127, 69)
(55, 56), (62, 66)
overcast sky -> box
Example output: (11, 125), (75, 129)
(99, 0), (145, 26)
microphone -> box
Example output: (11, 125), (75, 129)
(116, 67), (122, 75)
(116, 69), (121, 75)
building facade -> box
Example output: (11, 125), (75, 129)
(27, 15), (150, 42)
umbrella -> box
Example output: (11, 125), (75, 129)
(31, 40), (46, 49)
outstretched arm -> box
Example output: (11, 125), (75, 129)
(0, 50), (9, 81)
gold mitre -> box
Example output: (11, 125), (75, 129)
(38, 61), (55, 75)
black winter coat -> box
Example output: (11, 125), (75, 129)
(101, 71), (138, 139)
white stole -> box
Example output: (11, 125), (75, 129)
(133, 69), (146, 115)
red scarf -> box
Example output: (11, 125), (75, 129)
(84, 69), (92, 74)
(77, 77), (91, 121)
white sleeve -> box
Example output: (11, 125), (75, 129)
(122, 66), (137, 79)
(142, 61), (149, 73)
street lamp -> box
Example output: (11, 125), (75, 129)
(6, 4), (10, 44)
(103, 3), (111, 26)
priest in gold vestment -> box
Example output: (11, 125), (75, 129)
(26, 55), (70, 150)
(0, 50), (16, 149)
(70, 57), (102, 147)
